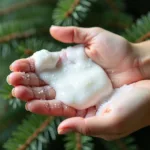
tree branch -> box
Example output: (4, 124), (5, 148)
(18, 117), (52, 150)
(0, 28), (47, 43)
(76, 133), (82, 150)
(65, 0), (80, 17)
(0, 29), (36, 43)
(136, 32), (150, 42)
(0, 0), (52, 16)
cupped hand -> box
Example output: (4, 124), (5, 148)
(7, 26), (150, 140)
(49, 26), (149, 87)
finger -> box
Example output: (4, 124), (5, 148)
(25, 100), (77, 117)
(134, 80), (150, 90)
(50, 26), (101, 44)
(10, 58), (35, 72)
(58, 116), (111, 135)
(7, 72), (46, 87)
(12, 85), (55, 101)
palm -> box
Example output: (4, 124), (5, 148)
(84, 30), (143, 87)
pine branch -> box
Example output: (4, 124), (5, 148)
(0, 82), (24, 109)
(3, 115), (62, 150)
(0, 20), (41, 37)
(136, 32), (150, 42)
(76, 133), (82, 150)
(1, 5), (53, 23)
(65, 0), (80, 18)
(0, 0), (50, 16)
(18, 117), (52, 150)
(0, 29), (36, 43)
(0, 28), (48, 44)
(0, 104), (27, 132)
(123, 12), (150, 42)
(65, 133), (93, 150)
(0, 4), (53, 43)
(0, 104), (28, 144)
(52, 0), (96, 26)
(0, 38), (60, 61)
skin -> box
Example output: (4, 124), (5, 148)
(7, 26), (150, 141)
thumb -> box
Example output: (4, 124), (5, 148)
(58, 116), (111, 136)
(50, 26), (101, 44)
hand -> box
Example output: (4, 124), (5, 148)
(7, 26), (150, 140)
(49, 26), (150, 87)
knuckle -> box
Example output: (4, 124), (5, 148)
(72, 27), (81, 43)
(81, 119), (92, 136)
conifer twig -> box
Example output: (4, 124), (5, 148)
(17, 117), (52, 150)
(76, 133), (82, 150)
(0, 28), (47, 43)
(0, 0), (51, 16)
(65, 0), (80, 17)
(136, 32), (150, 42)
(0, 29), (36, 43)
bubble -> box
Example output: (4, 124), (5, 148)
(36, 89), (46, 99)
(44, 102), (50, 110)
(26, 74), (30, 80)
(53, 103), (61, 109)
(64, 105), (69, 110)
(38, 89), (44, 94)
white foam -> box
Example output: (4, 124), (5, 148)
(32, 45), (113, 110)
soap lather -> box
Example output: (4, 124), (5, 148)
(31, 44), (113, 110)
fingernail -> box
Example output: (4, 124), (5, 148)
(9, 61), (16, 71)
(58, 128), (73, 135)
(25, 103), (31, 111)
(9, 65), (13, 71)
(12, 88), (15, 97)
(6, 75), (11, 85)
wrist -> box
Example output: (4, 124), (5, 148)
(132, 41), (150, 79)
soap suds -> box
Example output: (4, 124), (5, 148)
(32, 45), (113, 110)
